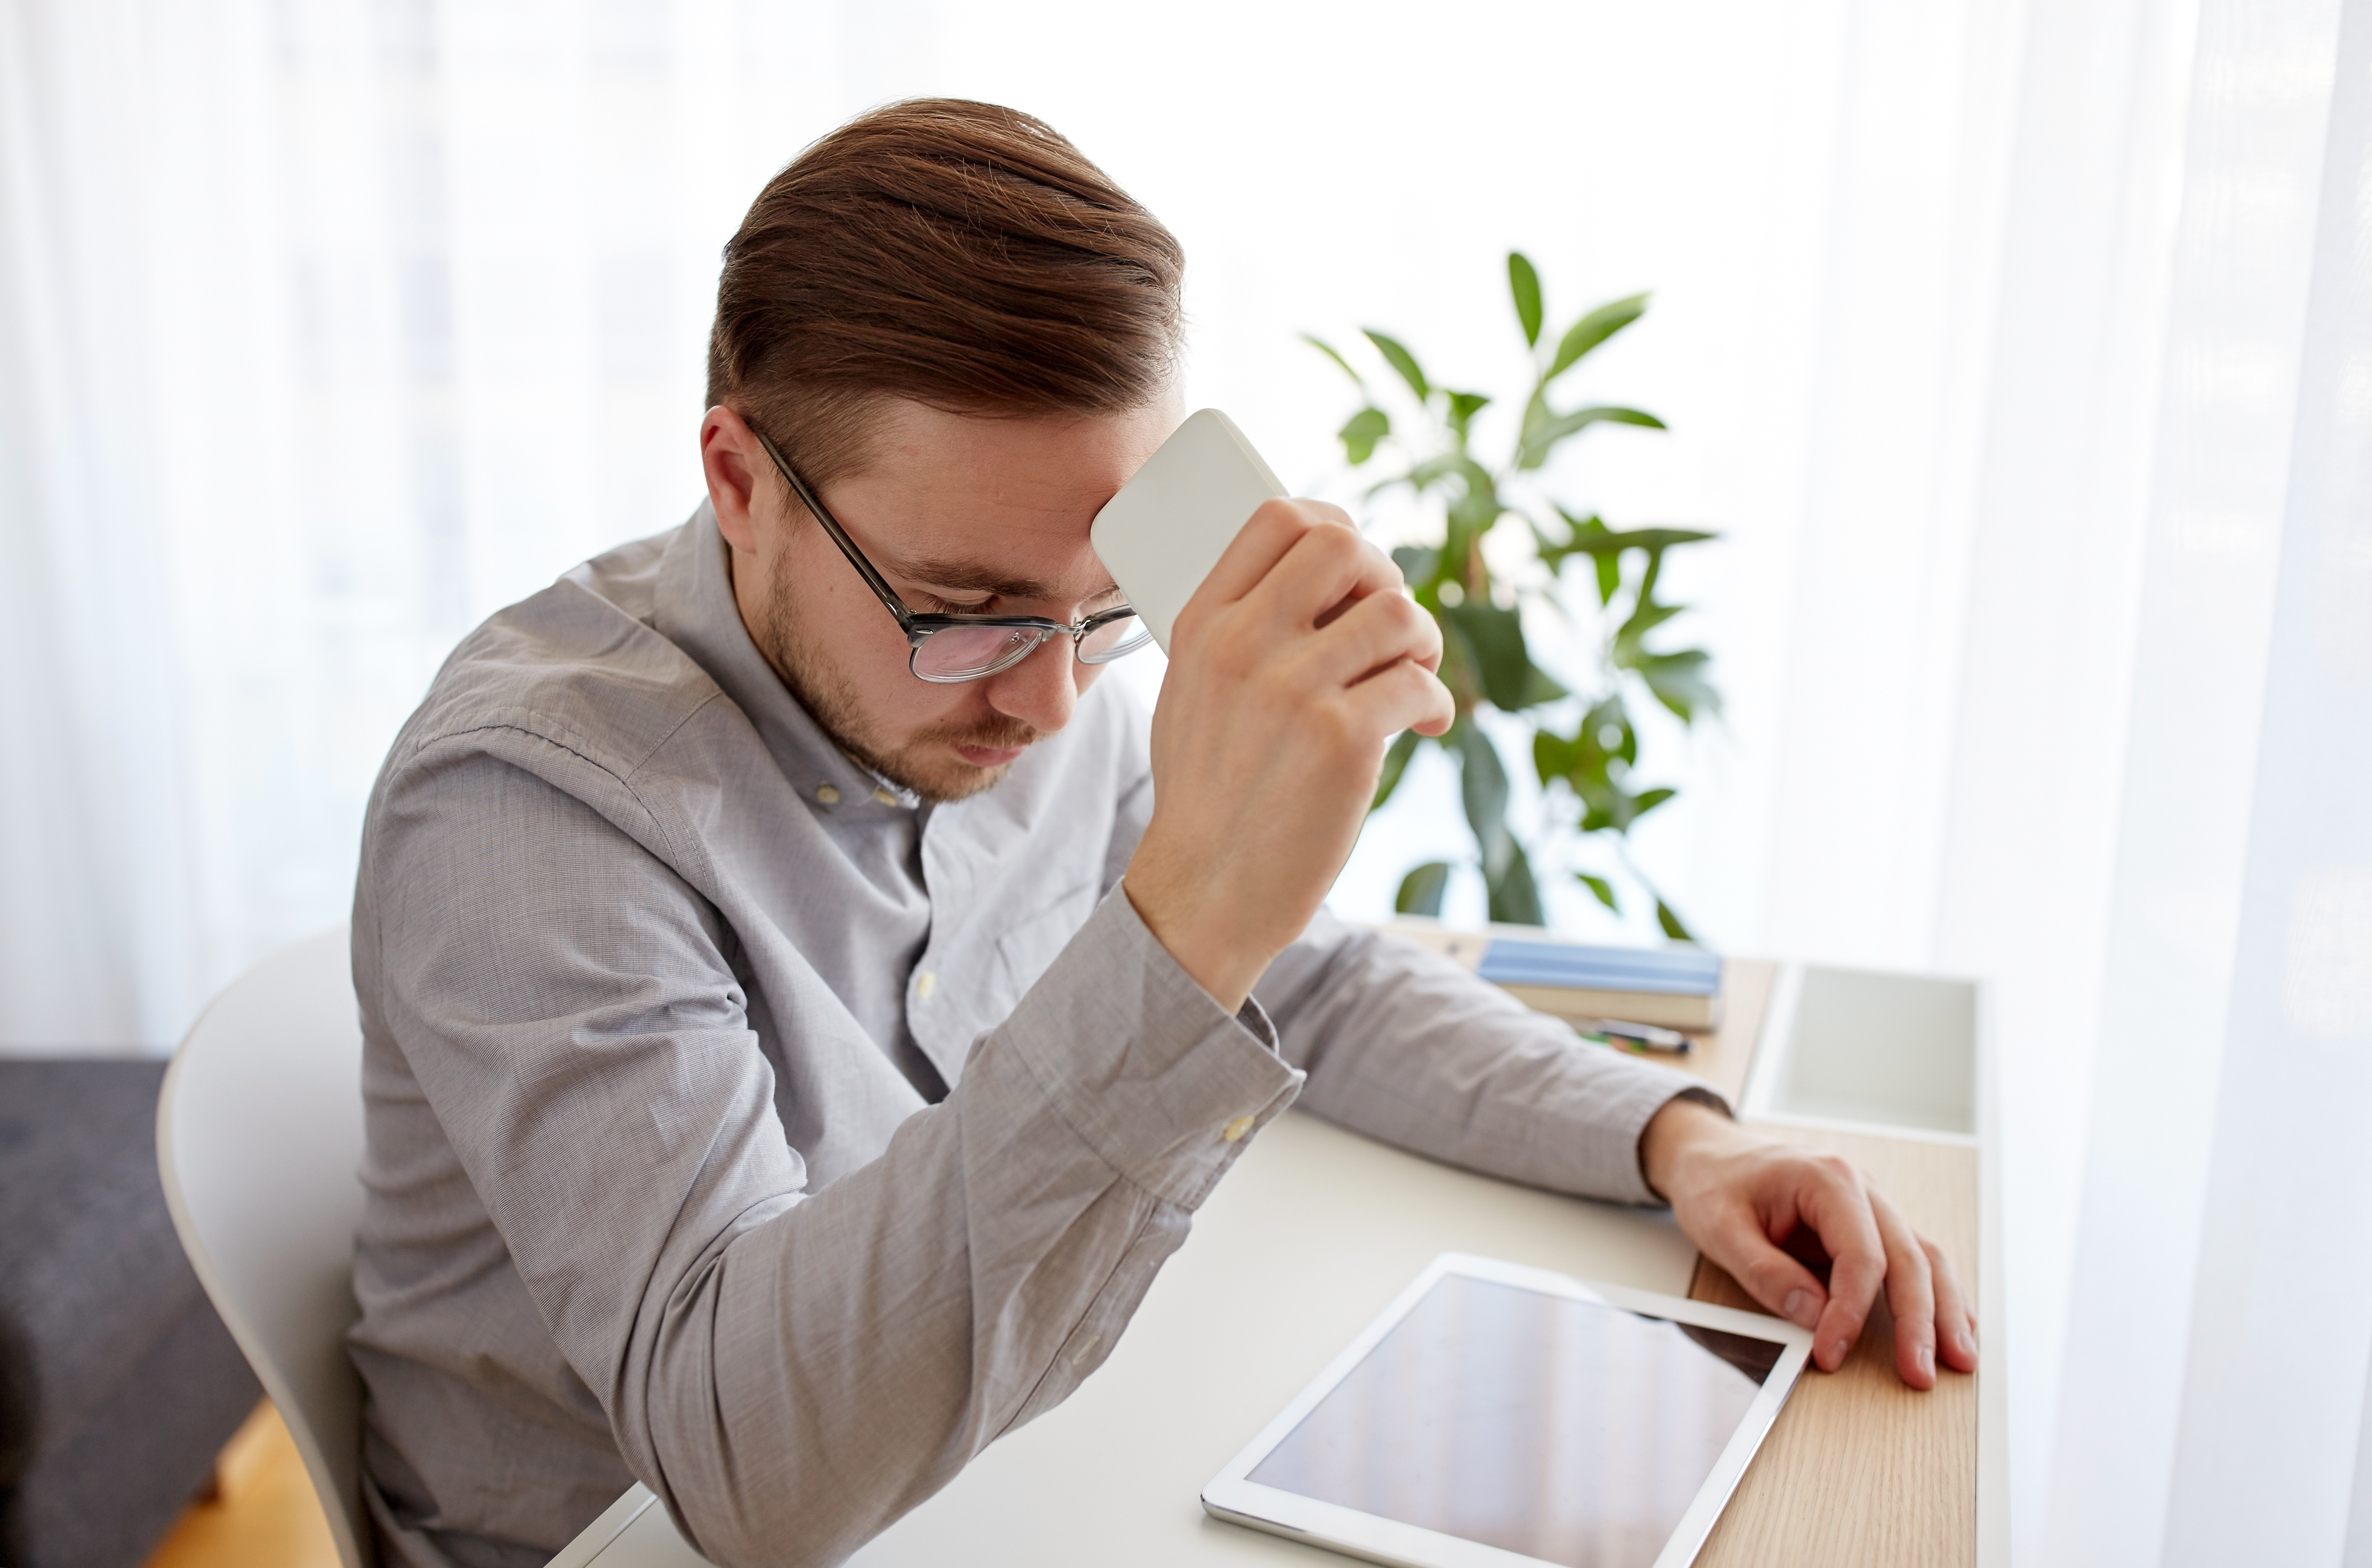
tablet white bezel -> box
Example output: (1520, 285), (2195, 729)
(1200, 1253), (1813, 1568)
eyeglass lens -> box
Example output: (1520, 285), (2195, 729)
(912, 624), (1051, 682)
(907, 614), (1151, 683)
(1078, 614), (1149, 663)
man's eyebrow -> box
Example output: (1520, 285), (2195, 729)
(891, 555), (1121, 603)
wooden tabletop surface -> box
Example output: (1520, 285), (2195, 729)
(1673, 958), (1980, 1568)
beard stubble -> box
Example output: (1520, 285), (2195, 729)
(751, 557), (1043, 804)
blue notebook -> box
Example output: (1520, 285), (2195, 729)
(1474, 940), (1721, 997)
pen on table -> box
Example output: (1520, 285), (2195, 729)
(1574, 1018), (1693, 1055)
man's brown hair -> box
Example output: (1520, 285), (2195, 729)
(707, 99), (1185, 485)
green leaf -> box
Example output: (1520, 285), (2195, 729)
(1445, 390), (1491, 445)
(1396, 861), (1452, 918)
(1534, 698), (1672, 834)
(1547, 292), (1650, 380)
(1584, 695), (1639, 768)
(1517, 404), (1667, 471)
(1508, 252), (1544, 347)
(1338, 406), (1389, 464)
(1446, 470), (1505, 537)
(1449, 490), (1505, 537)
(1633, 649), (1720, 722)
(1605, 524), (1713, 551)
(1515, 661), (1569, 709)
(1404, 452), (1469, 491)
(1576, 872), (1619, 912)
(1531, 510), (1620, 604)
(1458, 723), (1515, 882)
(1302, 333), (1366, 388)
(1390, 544), (1441, 588)
(1533, 508), (1594, 569)
(1443, 602), (1560, 711)
(1656, 900), (1695, 942)
(1539, 510), (1718, 603)
(1533, 726), (1582, 787)
(1514, 391), (1554, 473)
(1532, 696), (1636, 790)
(1612, 594), (1684, 658)
(1363, 328), (1430, 402)
(1544, 509), (1717, 559)
(1406, 453), (1505, 540)
(1371, 728), (1421, 811)
(1487, 842), (1544, 926)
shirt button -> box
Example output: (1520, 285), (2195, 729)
(873, 787), (898, 805)
(917, 971), (937, 1001)
(1221, 1114), (1255, 1144)
(815, 784), (840, 805)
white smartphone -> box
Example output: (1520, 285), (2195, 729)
(1090, 408), (1287, 654)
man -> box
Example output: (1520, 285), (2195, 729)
(349, 99), (1974, 1568)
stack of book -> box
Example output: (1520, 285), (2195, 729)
(1382, 923), (1725, 1032)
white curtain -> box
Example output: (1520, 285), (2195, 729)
(2027, 0), (2372, 1560)
(5, 0), (2370, 1557)
(1, 0), (945, 1048)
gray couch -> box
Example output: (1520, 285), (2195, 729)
(0, 1061), (263, 1568)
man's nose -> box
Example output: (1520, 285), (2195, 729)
(984, 632), (1080, 735)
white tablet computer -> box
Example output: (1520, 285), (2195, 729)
(1202, 1254), (1812, 1568)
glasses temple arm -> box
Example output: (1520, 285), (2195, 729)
(749, 428), (918, 635)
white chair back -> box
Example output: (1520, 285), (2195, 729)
(156, 926), (372, 1568)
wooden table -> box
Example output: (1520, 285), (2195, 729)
(1671, 961), (1984, 1567)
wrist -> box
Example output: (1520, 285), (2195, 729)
(1638, 1092), (1740, 1202)
(1120, 865), (1270, 1013)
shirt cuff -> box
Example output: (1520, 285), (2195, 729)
(996, 885), (1303, 1211)
(1567, 1051), (1734, 1207)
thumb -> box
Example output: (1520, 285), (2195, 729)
(1699, 1202), (1829, 1332)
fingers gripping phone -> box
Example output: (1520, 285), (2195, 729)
(1090, 409), (1288, 655)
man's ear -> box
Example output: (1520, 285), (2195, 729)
(701, 406), (767, 555)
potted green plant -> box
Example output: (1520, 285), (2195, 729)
(1308, 252), (1722, 939)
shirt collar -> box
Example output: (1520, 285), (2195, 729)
(655, 501), (923, 816)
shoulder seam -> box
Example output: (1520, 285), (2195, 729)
(395, 688), (729, 894)
(405, 693), (709, 777)
(621, 690), (730, 873)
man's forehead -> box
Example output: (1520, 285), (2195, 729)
(835, 483), (1122, 603)
(833, 393), (1176, 601)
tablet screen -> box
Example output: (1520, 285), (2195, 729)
(1245, 1273), (1783, 1568)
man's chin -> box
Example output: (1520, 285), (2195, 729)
(874, 741), (1030, 804)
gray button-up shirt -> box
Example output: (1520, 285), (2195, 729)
(348, 504), (1703, 1568)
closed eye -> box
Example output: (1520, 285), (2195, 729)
(907, 586), (1128, 621)
(909, 590), (994, 616)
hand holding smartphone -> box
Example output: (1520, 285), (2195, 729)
(1098, 410), (1454, 1008)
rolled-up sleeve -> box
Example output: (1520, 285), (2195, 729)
(1253, 910), (1718, 1206)
(363, 749), (1299, 1568)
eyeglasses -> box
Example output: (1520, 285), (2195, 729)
(749, 428), (1154, 685)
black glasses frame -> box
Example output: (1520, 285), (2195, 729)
(749, 427), (1149, 685)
